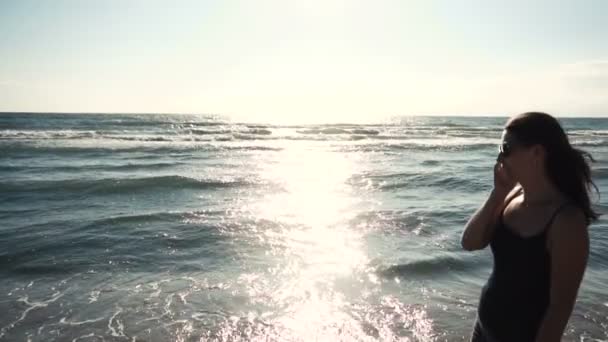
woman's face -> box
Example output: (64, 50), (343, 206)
(499, 130), (533, 179)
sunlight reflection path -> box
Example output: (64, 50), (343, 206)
(235, 143), (436, 341)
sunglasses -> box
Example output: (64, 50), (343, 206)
(498, 141), (516, 157)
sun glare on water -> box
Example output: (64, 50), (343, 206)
(227, 142), (436, 340)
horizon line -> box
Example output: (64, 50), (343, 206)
(1, 111), (607, 119)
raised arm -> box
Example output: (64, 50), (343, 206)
(461, 157), (518, 251)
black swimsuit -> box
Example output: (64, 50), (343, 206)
(473, 196), (570, 342)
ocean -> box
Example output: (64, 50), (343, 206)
(1, 113), (606, 341)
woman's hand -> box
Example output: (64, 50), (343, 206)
(493, 155), (516, 198)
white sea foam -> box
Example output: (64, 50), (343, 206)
(108, 308), (125, 337)
(0, 291), (64, 339)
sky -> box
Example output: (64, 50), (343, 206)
(0, 0), (607, 122)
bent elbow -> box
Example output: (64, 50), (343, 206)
(461, 241), (475, 251)
(461, 237), (485, 251)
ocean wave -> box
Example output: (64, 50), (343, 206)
(0, 175), (256, 195)
(76, 209), (226, 229)
(103, 117), (229, 128)
(4, 264), (85, 275)
(0, 143), (190, 158)
(352, 129), (380, 135)
(248, 129), (273, 135)
(569, 130), (608, 137)
(592, 167), (608, 179)
(83, 212), (181, 227)
(380, 178), (488, 193)
(448, 132), (494, 138)
(0, 142), (284, 157)
(421, 160), (441, 166)
(0, 127), (511, 146)
(245, 124), (270, 129)
(572, 139), (608, 147)
(178, 120), (228, 127)
(349, 171), (489, 193)
(0, 130), (184, 143)
(1, 131), (284, 144)
(190, 129), (232, 135)
(0, 162), (183, 173)
(337, 142), (498, 153)
(102, 135), (175, 142)
(376, 254), (474, 277)
(351, 207), (470, 234)
(0, 247), (161, 274)
(0, 129), (99, 140)
(1, 128), (274, 142)
(0, 216), (235, 276)
(232, 133), (268, 141)
(189, 128), (272, 136)
(223, 145), (282, 151)
(349, 209), (431, 235)
(296, 128), (380, 135)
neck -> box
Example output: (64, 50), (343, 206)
(519, 175), (562, 205)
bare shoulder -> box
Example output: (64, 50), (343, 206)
(499, 185), (523, 213)
(503, 185), (523, 205)
(548, 205), (589, 251)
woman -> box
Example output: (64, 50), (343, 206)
(461, 112), (598, 342)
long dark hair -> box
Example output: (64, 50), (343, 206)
(505, 112), (599, 224)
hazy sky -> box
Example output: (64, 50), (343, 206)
(1, 0), (607, 122)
